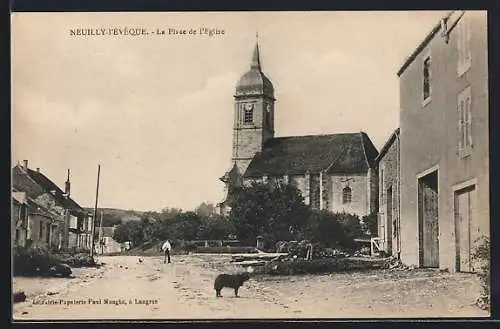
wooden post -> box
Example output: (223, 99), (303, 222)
(99, 210), (104, 255)
(90, 164), (101, 258)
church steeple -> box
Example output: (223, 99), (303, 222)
(250, 34), (261, 70)
(231, 35), (276, 175)
(218, 34), (277, 215)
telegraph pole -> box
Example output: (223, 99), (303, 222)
(99, 209), (104, 255)
(90, 164), (101, 258)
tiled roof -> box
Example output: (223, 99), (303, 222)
(12, 165), (85, 214)
(26, 198), (58, 219)
(220, 162), (242, 184)
(12, 191), (59, 220)
(244, 132), (379, 178)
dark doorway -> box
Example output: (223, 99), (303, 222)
(418, 170), (439, 268)
(386, 186), (393, 254)
(454, 185), (476, 272)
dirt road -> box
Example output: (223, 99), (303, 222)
(12, 254), (488, 320)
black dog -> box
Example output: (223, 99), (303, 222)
(213, 272), (250, 297)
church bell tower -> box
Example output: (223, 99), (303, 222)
(232, 37), (276, 174)
(217, 36), (276, 215)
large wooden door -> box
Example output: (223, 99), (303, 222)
(455, 186), (476, 272)
(418, 171), (439, 268)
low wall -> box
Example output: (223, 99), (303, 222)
(261, 257), (390, 275)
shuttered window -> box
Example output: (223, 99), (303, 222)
(423, 55), (432, 104)
(458, 86), (473, 156)
(457, 13), (472, 76)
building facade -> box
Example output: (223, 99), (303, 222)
(398, 11), (488, 272)
(12, 160), (92, 252)
(95, 226), (122, 254)
(375, 128), (400, 257)
(218, 41), (379, 218)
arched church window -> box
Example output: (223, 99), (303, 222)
(342, 186), (352, 204)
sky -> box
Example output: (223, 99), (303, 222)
(11, 11), (449, 212)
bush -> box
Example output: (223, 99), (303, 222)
(59, 253), (96, 267)
(472, 235), (490, 311)
(299, 210), (362, 252)
(13, 246), (62, 276)
(191, 246), (259, 254)
(182, 242), (198, 253)
(361, 212), (378, 237)
(13, 246), (98, 276)
(263, 257), (387, 275)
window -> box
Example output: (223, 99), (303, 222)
(26, 217), (32, 239)
(423, 55), (432, 104)
(342, 186), (352, 204)
(457, 13), (472, 76)
(380, 168), (384, 198)
(19, 205), (27, 224)
(244, 108), (253, 124)
(69, 215), (77, 229)
(46, 223), (51, 243)
(39, 223), (43, 239)
(458, 86), (473, 156)
(265, 103), (273, 129)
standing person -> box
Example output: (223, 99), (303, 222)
(161, 240), (172, 264)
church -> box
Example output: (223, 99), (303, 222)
(218, 40), (379, 218)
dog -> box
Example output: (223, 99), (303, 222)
(213, 272), (250, 297)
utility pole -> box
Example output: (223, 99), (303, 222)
(99, 209), (104, 255)
(90, 164), (101, 258)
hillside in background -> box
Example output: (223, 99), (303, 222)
(84, 207), (144, 228)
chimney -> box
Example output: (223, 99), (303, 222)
(36, 167), (40, 173)
(22, 160), (28, 169)
(65, 169), (71, 197)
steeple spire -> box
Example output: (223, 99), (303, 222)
(250, 32), (261, 70)
(65, 169), (71, 197)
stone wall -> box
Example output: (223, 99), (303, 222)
(378, 136), (400, 256)
(328, 174), (370, 217)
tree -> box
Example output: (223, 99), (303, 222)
(101, 212), (122, 227)
(112, 224), (129, 244)
(299, 210), (344, 248)
(172, 211), (202, 241)
(140, 215), (161, 242)
(299, 210), (362, 251)
(112, 220), (145, 248)
(195, 202), (216, 218)
(197, 215), (236, 240)
(229, 182), (310, 245)
(336, 212), (363, 240)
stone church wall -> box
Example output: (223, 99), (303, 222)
(328, 174), (369, 217)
